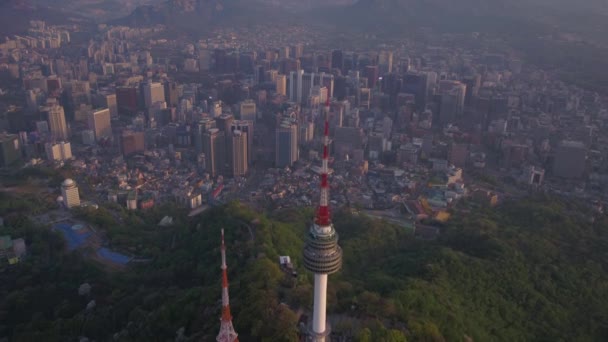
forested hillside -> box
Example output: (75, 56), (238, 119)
(1, 192), (607, 341)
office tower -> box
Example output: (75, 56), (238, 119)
(164, 81), (179, 107)
(463, 75), (481, 106)
(104, 93), (118, 117)
(203, 128), (226, 177)
(275, 119), (299, 168)
(289, 70), (304, 103)
(0, 133), (21, 167)
(359, 88), (371, 109)
(438, 80), (467, 125)
(331, 50), (343, 72)
(364, 65), (379, 89)
(194, 118), (217, 153)
(276, 74), (287, 96)
(553, 140), (587, 178)
(404, 72), (430, 110)
(378, 50), (393, 74)
(216, 229), (239, 342)
(294, 43), (304, 58)
(45, 142), (72, 161)
(231, 120), (253, 164)
(121, 130), (145, 156)
(47, 104), (68, 140)
(239, 100), (256, 122)
(229, 130), (248, 177)
(279, 46), (290, 59)
(144, 82), (165, 109)
(212, 101), (223, 118)
(303, 100), (342, 342)
(61, 178), (80, 209)
(116, 87), (138, 116)
(216, 114), (235, 137)
(88, 108), (112, 141)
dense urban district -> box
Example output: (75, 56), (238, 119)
(1, 1), (608, 341)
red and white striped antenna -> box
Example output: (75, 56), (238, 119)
(217, 228), (238, 342)
(315, 98), (331, 226)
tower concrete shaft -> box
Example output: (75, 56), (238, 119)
(216, 229), (239, 342)
(303, 99), (342, 341)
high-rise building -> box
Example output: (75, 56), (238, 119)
(231, 120), (254, 164)
(239, 100), (256, 122)
(378, 50), (393, 74)
(303, 100), (342, 342)
(121, 130), (145, 156)
(216, 114), (235, 134)
(144, 82), (165, 109)
(289, 70), (304, 103)
(276, 74), (287, 96)
(61, 178), (80, 209)
(553, 140), (587, 178)
(45, 142), (72, 161)
(46, 104), (68, 140)
(275, 119), (299, 168)
(88, 108), (112, 141)
(0, 133), (21, 167)
(216, 229), (239, 342)
(364, 65), (379, 89)
(203, 128), (226, 177)
(164, 81), (179, 107)
(116, 87), (138, 116)
(331, 50), (343, 72)
(229, 130), (248, 177)
(194, 118), (217, 153)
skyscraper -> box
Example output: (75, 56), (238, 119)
(45, 142), (72, 161)
(275, 119), (299, 168)
(229, 130), (248, 177)
(47, 104), (68, 140)
(116, 87), (138, 116)
(216, 229), (239, 342)
(239, 100), (256, 122)
(203, 128), (226, 177)
(88, 108), (112, 141)
(276, 74), (287, 96)
(121, 130), (145, 156)
(61, 179), (80, 209)
(0, 133), (21, 167)
(231, 120), (254, 164)
(331, 50), (344, 72)
(144, 82), (165, 109)
(303, 100), (342, 341)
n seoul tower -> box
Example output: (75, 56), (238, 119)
(303, 98), (343, 341)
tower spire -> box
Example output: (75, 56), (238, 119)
(216, 228), (238, 342)
(303, 98), (342, 342)
(316, 98), (331, 226)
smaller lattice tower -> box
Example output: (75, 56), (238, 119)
(216, 229), (239, 342)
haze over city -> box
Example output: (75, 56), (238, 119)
(1, 0), (608, 341)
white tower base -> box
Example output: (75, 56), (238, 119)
(310, 273), (329, 342)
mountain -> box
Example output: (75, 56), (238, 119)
(114, 0), (296, 32)
(0, 0), (86, 35)
(28, 0), (165, 21)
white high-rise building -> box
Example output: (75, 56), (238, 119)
(88, 108), (112, 141)
(144, 82), (165, 109)
(45, 142), (72, 161)
(61, 179), (80, 209)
